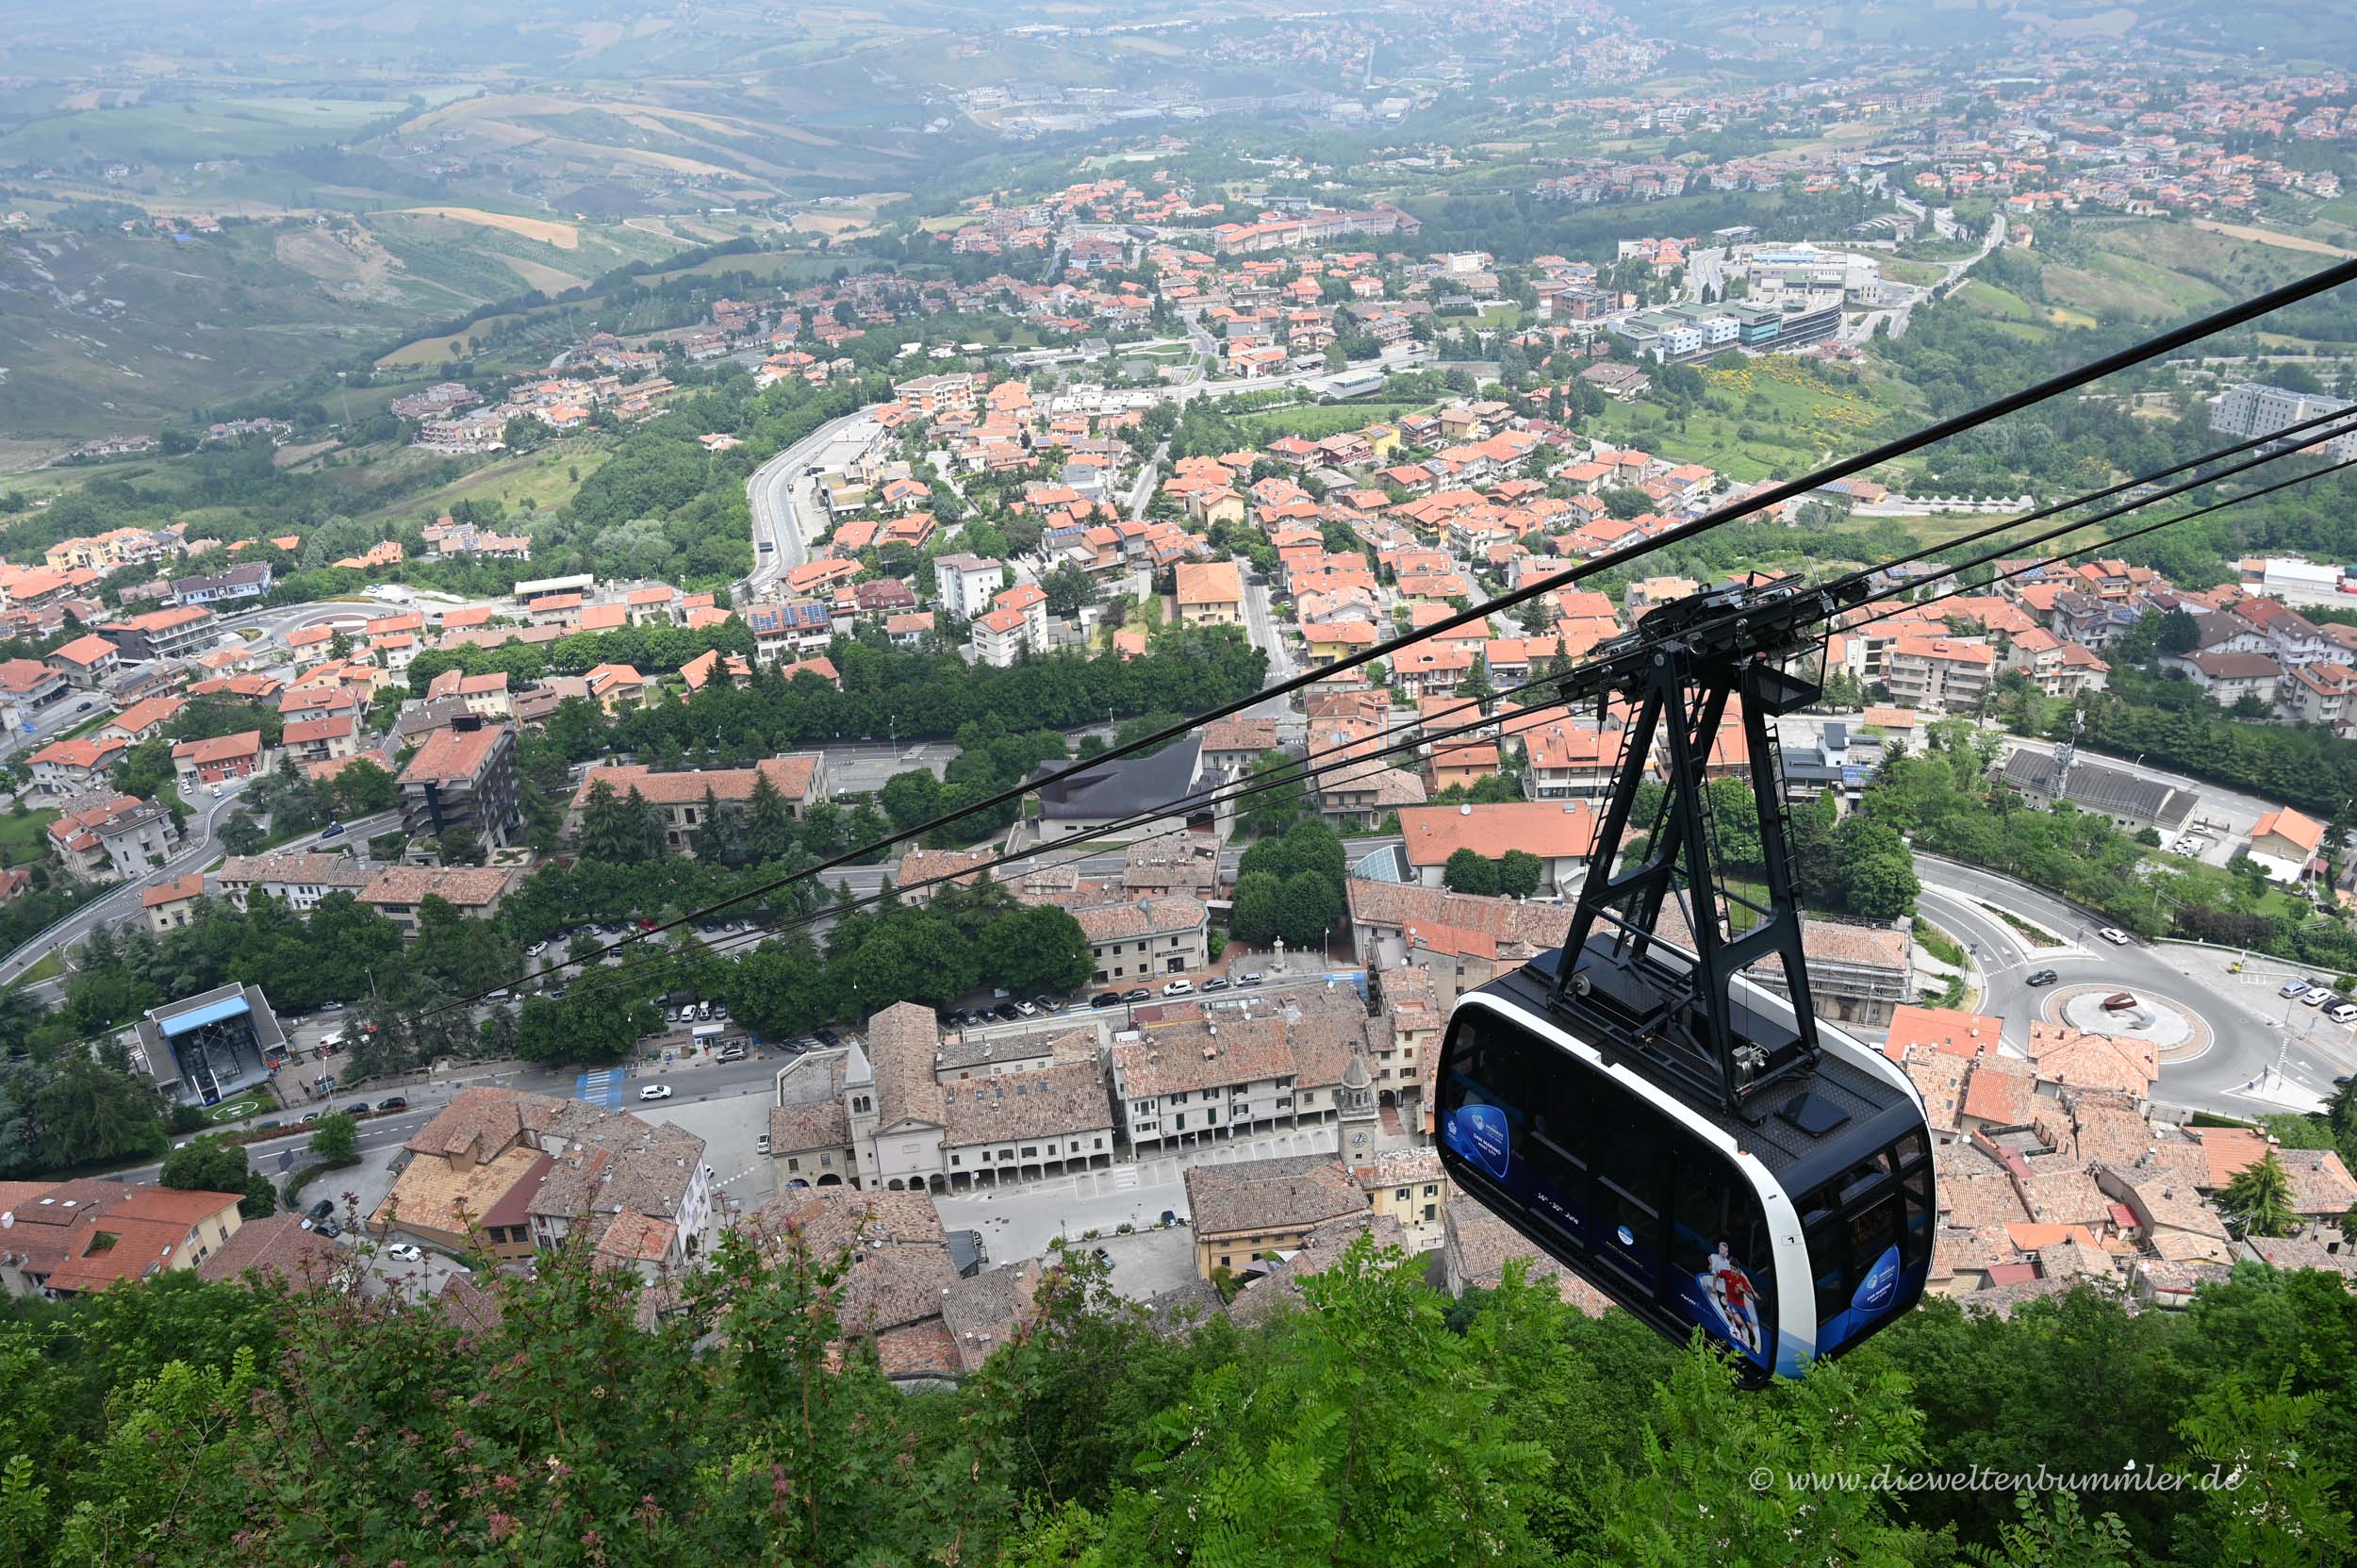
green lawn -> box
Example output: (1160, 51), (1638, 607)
(6, 951), (60, 989)
(354, 442), (611, 526)
(0, 807), (58, 868)
(1235, 402), (1428, 442)
(1586, 358), (1892, 483)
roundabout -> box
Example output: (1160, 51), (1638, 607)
(2041, 982), (2213, 1065)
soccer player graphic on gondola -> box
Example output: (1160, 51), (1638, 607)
(1701, 1240), (1763, 1359)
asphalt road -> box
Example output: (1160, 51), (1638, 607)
(0, 800), (399, 988)
(744, 412), (877, 597)
(1912, 851), (2350, 1114)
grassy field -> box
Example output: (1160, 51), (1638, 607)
(0, 808), (58, 868)
(353, 442), (612, 525)
(0, 94), (402, 166)
(6, 951), (60, 990)
(1587, 356), (1894, 483)
(2037, 248), (2233, 321)
(1235, 402), (1428, 442)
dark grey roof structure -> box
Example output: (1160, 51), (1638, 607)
(1031, 734), (1216, 823)
(1999, 750), (2198, 830)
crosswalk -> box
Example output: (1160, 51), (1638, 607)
(574, 1068), (626, 1109)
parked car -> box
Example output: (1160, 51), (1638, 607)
(1201, 977), (1231, 992)
(300, 1111), (321, 1124)
(1092, 993), (1122, 1010)
(2305, 986), (2332, 1006)
(717, 1044), (747, 1063)
(307, 1198), (335, 1222)
(2330, 1003), (2357, 1026)
(527, 940), (548, 956)
(321, 821), (345, 839)
(639, 1083), (673, 1101)
(2025, 968), (2059, 987)
(1032, 996), (1062, 1014)
(384, 1243), (424, 1263)
(342, 1102), (371, 1117)
(2097, 927), (2132, 946)
(314, 1218), (341, 1239)
(1240, 971), (1264, 986)
(1162, 978), (1194, 996)
(1013, 1000), (1039, 1017)
(756, 1132), (772, 1153)
(1122, 988), (1150, 1003)
(2283, 979), (2316, 999)
(376, 1097), (407, 1112)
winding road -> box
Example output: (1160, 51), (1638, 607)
(1914, 852), (2349, 1117)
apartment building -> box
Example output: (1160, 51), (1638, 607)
(566, 754), (828, 854)
(1885, 635), (1996, 713)
(1174, 560), (1245, 627)
(45, 634), (122, 690)
(210, 850), (377, 913)
(100, 606), (216, 663)
(1184, 1154), (1367, 1281)
(1069, 895), (1209, 983)
(171, 730), (267, 792)
(29, 735), (130, 796)
(359, 866), (515, 937)
(932, 553), (1006, 619)
(397, 716), (520, 849)
(46, 794), (179, 882)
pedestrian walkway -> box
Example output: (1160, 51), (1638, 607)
(575, 1067), (626, 1109)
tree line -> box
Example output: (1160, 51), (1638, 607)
(0, 1222), (2347, 1568)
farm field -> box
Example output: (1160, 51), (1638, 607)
(0, 93), (407, 166)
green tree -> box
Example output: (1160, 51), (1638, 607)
(29, 1055), (163, 1171)
(1834, 815), (1920, 920)
(1498, 849), (1544, 899)
(1230, 869), (1284, 947)
(305, 1112), (358, 1166)
(2217, 1149), (2299, 1238)
(1277, 867), (1343, 949)
(1443, 847), (1500, 895)
(1235, 749), (1305, 839)
(216, 812), (265, 857)
(577, 781), (665, 864)
(979, 904), (1094, 999)
(436, 826), (485, 867)
(157, 1135), (275, 1219)
(745, 767), (798, 864)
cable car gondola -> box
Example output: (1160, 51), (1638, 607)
(1432, 580), (1934, 1379)
(1438, 944), (1934, 1379)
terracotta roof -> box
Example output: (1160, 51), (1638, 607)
(140, 873), (205, 908)
(1185, 1154), (1364, 1240)
(1882, 1003), (2004, 1064)
(361, 866), (512, 909)
(769, 1098), (852, 1157)
(1397, 801), (1597, 867)
(399, 722), (509, 784)
(944, 1062), (1113, 1147)
(571, 755), (820, 809)
(195, 1213), (346, 1289)
(2253, 807), (2326, 854)
(865, 1001), (947, 1131)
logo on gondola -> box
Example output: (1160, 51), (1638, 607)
(1451, 1104), (1511, 1179)
(1854, 1246), (1901, 1314)
(1616, 1225), (1635, 1246)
